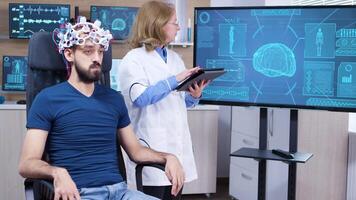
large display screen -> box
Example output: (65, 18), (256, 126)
(9, 3), (70, 39)
(90, 6), (138, 40)
(2, 56), (27, 91)
(195, 6), (356, 111)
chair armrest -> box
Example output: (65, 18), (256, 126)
(24, 178), (54, 200)
(135, 163), (165, 192)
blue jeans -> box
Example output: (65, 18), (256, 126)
(79, 182), (159, 200)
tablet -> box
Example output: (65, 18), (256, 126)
(176, 68), (225, 91)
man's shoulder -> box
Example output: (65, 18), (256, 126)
(37, 81), (68, 98)
(96, 83), (115, 93)
(96, 84), (123, 98)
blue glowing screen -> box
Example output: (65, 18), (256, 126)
(2, 56), (27, 91)
(9, 3), (70, 39)
(110, 59), (122, 91)
(90, 6), (138, 40)
(195, 6), (356, 111)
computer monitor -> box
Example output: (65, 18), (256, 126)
(2, 56), (27, 91)
(195, 6), (356, 112)
(110, 59), (122, 91)
(9, 3), (70, 39)
(90, 6), (138, 40)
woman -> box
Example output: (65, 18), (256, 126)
(119, 1), (209, 199)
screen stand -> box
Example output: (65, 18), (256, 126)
(288, 109), (298, 200)
(258, 108), (298, 200)
(257, 107), (267, 200)
(231, 108), (312, 200)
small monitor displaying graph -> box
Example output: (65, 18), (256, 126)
(2, 56), (27, 92)
(9, 3), (70, 39)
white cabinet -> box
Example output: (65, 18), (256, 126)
(265, 109), (289, 200)
(229, 107), (289, 200)
(183, 105), (219, 195)
(230, 106), (259, 200)
(229, 107), (349, 200)
(230, 158), (258, 200)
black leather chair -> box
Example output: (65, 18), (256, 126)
(24, 32), (167, 200)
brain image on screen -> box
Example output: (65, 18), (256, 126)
(91, 6), (138, 40)
(112, 18), (126, 31)
(253, 43), (296, 78)
(195, 6), (356, 111)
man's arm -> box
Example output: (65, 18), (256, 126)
(18, 129), (80, 200)
(118, 125), (185, 196)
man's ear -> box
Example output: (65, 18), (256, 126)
(63, 48), (74, 63)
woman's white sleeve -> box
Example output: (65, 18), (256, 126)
(118, 55), (149, 102)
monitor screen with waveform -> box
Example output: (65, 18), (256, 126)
(194, 6), (356, 112)
(90, 6), (138, 40)
(9, 3), (70, 39)
(2, 56), (27, 92)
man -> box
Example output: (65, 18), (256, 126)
(18, 17), (184, 200)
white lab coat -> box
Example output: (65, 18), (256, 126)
(118, 46), (198, 186)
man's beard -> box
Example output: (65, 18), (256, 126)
(75, 61), (101, 83)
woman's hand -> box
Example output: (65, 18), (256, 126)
(188, 79), (210, 98)
(175, 67), (201, 83)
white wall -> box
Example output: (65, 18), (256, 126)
(350, 114), (356, 132)
(265, 0), (293, 5)
(167, 0), (187, 42)
(211, 0), (265, 7)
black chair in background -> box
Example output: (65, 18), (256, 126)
(24, 32), (169, 200)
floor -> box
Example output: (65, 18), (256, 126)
(182, 178), (231, 200)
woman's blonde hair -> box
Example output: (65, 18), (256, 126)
(129, 1), (175, 51)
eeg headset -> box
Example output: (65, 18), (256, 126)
(56, 16), (113, 53)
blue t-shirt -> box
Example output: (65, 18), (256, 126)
(27, 81), (131, 189)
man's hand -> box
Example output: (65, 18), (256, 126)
(164, 154), (185, 196)
(118, 126), (185, 196)
(52, 167), (80, 200)
(188, 79), (210, 98)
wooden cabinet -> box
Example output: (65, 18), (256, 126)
(0, 105), (26, 200)
(296, 110), (348, 200)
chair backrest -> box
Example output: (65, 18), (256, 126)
(26, 31), (112, 111)
(26, 31), (126, 180)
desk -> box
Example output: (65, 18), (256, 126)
(0, 102), (26, 110)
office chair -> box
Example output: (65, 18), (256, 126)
(24, 31), (170, 200)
